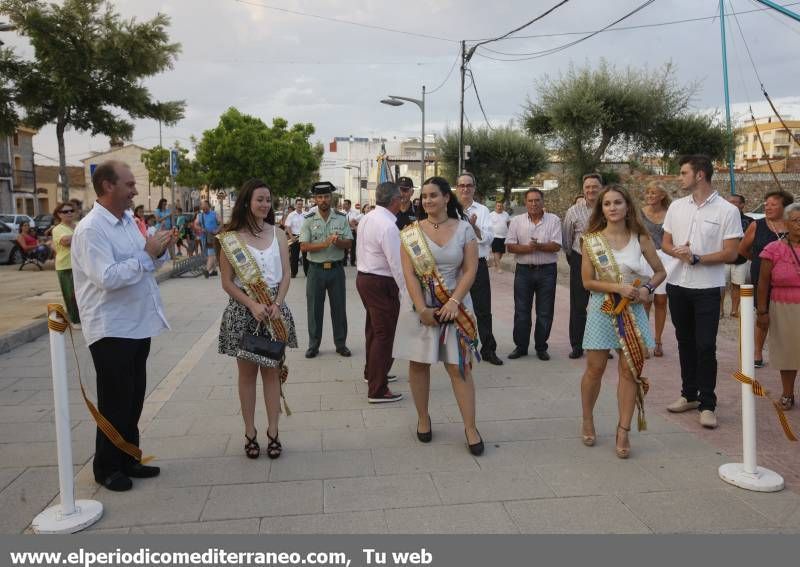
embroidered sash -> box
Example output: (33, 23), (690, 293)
(583, 232), (650, 431)
(399, 222), (480, 378)
(218, 231), (291, 414)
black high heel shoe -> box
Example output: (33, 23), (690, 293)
(417, 416), (432, 443)
(466, 429), (484, 456)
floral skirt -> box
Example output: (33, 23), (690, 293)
(219, 294), (298, 368)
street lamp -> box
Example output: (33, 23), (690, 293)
(381, 85), (426, 189)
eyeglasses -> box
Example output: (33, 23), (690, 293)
(456, 183), (474, 189)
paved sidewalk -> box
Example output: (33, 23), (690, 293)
(0, 267), (798, 534)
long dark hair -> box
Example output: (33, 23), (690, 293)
(417, 176), (467, 221)
(156, 198), (168, 212)
(223, 178), (275, 235)
(586, 184), (648, 236)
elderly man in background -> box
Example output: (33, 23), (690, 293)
(356, 182), (405, 403)
(456, 172), (503, 366)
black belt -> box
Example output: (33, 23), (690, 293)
(309, 260), (343, 270)
(478, 257), (488, 263)
(517, 262), (556, 270)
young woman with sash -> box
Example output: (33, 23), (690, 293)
(580, 185), (666, 459)
(217, 179), (297, 460)
(393, 176), (484, 455)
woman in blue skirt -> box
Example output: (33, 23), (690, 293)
(579, 185), (666, 459)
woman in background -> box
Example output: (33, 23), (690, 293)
(51, 202), (81, 325)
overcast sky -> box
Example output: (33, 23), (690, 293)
(4, 0), (799, 167)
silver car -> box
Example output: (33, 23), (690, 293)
(0, 213), (35, 232)
(0, 221), (22, 264)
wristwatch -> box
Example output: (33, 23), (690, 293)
(641, 283), (656, 295)
(690, 254), (701, 265)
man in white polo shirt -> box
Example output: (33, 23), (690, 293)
(284, 198), (306, 277)
(662, 155), (743, 429)
(456, 172), (503, 366)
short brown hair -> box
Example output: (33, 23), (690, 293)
(678, 154), (714, 182)
(91, 160), (128, 197)
(764, 190), (794, 208)
(582, 173), (603, 184)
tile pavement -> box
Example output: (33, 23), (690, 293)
(0, 265), (798, 534)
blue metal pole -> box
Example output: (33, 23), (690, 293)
(754, 0), (800, 23)
(720, 1), (737, 195)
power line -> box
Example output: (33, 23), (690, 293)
(475, 0), (800, 45)
(427, 49), (461, 95)
(729, 0), (765, 88)
(468, 0), (571, 51)
(476, 0), (656, 61)
(467, 69), (494, 129)
(232, 0), (457, 43)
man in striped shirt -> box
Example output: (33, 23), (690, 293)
(562, 173), (602, 359)
(505, 189), (562, 361)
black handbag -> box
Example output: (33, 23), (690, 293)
(236, 322), (286, 365)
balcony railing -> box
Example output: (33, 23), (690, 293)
(13, 169), (34, 189)
(0, 162), (11, 177)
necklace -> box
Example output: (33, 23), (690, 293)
(767, 219), (787, 240)
(428, 217), (448, 229)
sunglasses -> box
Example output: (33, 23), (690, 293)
(60, 209), (74, 214)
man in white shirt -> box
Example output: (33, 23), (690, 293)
(489, 200), (511, 272)
(662, 155), (743, 429)
(456, 172), (502, 366)
(342, 199), (362, 267)
(284, 198), (307, 277)
(356, 182), (405, 403)
(72, 160), (174, 492)
(505, 189), (562, 360)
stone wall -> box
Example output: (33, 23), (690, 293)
(527, 172), (800, 218)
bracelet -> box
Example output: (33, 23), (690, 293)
(448, 297), (460, 305)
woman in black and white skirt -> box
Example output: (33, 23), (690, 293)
(218, 179), (297, 460)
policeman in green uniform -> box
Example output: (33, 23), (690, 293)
(300, 181), (354, 358)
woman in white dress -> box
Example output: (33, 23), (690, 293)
(393, 176), (484, 455)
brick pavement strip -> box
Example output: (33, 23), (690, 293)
(0, 266), (799, 533)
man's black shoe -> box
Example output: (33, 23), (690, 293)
(568, 347), (584, 359)
(483, 352), (504, 366)
(99, 471), (132, 492)
(305, 348), (318, 359)
(536, 351), (551, 361)
(124, 463), (160, 478)
(508, 348), (528, 359)
(336, 346), (352, 357)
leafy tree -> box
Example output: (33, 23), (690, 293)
(437, 125), (547, 202)
(196, 107), (322, 196)
(0, 0), (185, 201)
(652, 113), (730, 174)
(523, 60), (695, 185)
(140, 146), (171, 190)
(0, 47), (25, 135)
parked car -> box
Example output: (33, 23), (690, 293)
(0, 221), (22, 264)
(0, 213), (35, 232)
(33, 214), (55, 236)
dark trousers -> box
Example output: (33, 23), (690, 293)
(470, 258), (497, 356)
(568, 252), (589, 349)
(356, 272), (399, 398)
(289, 239), (309, 277)
(306, 263), (348, 350)
(666, 284), (721, 411)
(89, 337), (150, 482)
(513, 264), (557, 353)
(344, 231), (357, 266)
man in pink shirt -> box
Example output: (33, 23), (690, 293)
(505, 188), (563, 361)
(355, 182), (406, 403)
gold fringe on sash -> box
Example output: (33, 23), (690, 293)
(47, 303), (155, 465)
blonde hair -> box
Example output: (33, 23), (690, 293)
(645, 181), (671, 209)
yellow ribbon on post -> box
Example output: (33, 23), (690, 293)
(47, 303), (155, 464)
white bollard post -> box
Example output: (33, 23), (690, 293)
(32, 305), (103, 533)
(719, 285), (784, 492)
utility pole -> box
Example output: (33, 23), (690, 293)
(719, 1), (736, 195)
(458, 41), (466, 175)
